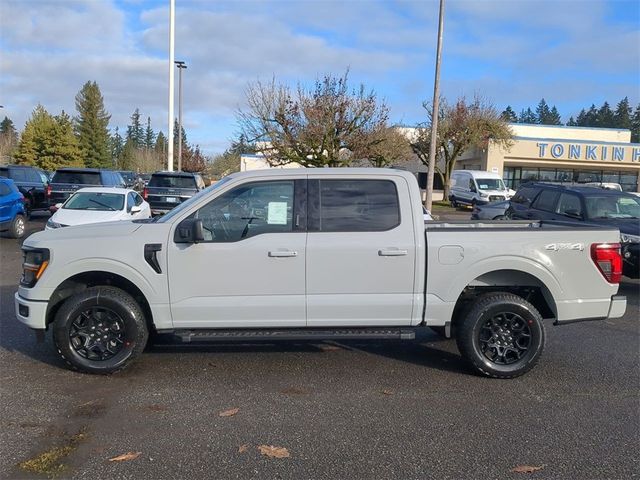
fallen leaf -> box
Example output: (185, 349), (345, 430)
(258, 445), (290, 458)
(108, 452), (141, 462)
(219, 408), (240, 417)
(382, 389), (394, 395)
(238, 444), (249, 453)
(511, 464), (546, 473)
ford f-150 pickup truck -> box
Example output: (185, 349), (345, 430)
(15, 169), (627, 378)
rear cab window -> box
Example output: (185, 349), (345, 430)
(149, 175), (198, 189)
(52, 171), (101, 185)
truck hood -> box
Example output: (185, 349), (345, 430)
(26, 221), (143, 246)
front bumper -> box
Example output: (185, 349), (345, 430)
(14, 292), (48, 330)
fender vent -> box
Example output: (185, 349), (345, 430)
(144, 243), (162, 274)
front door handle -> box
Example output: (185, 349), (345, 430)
(378, 249), (408, 257)
(268, 250), (298, 258)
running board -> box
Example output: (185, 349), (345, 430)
(172, 327), (416, 343)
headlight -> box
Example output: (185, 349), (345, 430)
(620, 233), (640, 243)
(479, 192), (488, 198)
(21, 247), (50, 288)
(46, 219), (61, 229)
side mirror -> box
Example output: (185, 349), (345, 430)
(55, 203), (63, 209)
(174, 218), (205, 244)
(130, 205), (142, 214)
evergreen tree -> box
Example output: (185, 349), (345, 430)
(74, 80), (111, 168)
(548, 106), (562, 125)
(228, 134), (257, 155)
(575, 109), (588, 126)
(597, 101), (614, 127)
(173, 119), (187, 149)
(535, 98), (552, 124)
(584, 104), (598, 126)
(518, 107), (536, 124)
(614, 97), (632, 130)
(0, 116), (19, 158)
(16, 106), (82, 170)
(566, 116), (577, 126)
(145, 117), (155, 150)
(155, 131), (167, 154)
(631, 104), (640, 143)
(119, 138), (137, 170)
(111, 126), (124, 164)
(500, 106), (517, 122)
(126, 108), (144, 148)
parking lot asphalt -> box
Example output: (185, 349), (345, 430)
(1, 214), (638, 479)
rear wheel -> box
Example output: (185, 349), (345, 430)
(9, 215), (25, 238)
(52, 287), (148, 374)
(450, 196), (458, 208)
(456, 293), (545, 379)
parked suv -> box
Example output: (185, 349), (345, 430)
(0, 178), (26, 238)
(143, 171), (205, 215)
(0, 164), (50, 215)
(48, 168), (125, 209)
(507, 182), (640, 278)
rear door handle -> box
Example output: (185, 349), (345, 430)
(378, 249), (408, 257)
(268, 250), (298, 258)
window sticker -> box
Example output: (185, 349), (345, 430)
(267, 202), (288, 225)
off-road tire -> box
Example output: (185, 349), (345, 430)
(456, 292), (545, 379)
(52, 287), (148, 374)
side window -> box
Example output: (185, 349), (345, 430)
(10, 169), (27, 182)
(0, 183), (11, 196)
(556, 193), (582, 218)
(38, 171), (49, 184)
(468, 179), (475, 191)
(512, 186), (541, 205)
(532, 189), (559, 212)
(126, 192), (136, 211)
(317, 179), (400, 232)
(134, 193), (144, 206)
(193, 181), (294, 242)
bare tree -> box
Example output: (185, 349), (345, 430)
(361, 127), (413, 168)
(237, 71), (390, 167)
(411, 95), (513, 200)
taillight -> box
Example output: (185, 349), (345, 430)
(143, 187), (148, 200)
(591, 243), (622, 284)
(46, 185), (52, 197)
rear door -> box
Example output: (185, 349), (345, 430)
(528, 189), (560, 220)
(306, 176), (416, 326)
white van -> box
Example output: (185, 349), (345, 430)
(449, 170), (515, 207)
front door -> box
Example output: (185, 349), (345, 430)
(305, 177), (416, 326)
(167, 179), (307, 328)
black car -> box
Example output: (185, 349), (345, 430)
(143, 171), (205, 215)
(506, 182), (640, 278)
(48, 168), (125, 209)
(0, 164), (50, 215)
(117, 170), (137, 188)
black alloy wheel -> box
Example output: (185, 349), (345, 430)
(69, 307), (126, 361)
(478, 312), (531, 365)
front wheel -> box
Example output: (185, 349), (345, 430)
(52, 287), (148, 374)
(9, 215), (25, 238)
(456, 293), (545, 379)
(450, 196), (458, 208)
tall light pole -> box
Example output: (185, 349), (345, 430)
(167, 0), (175, 171)
(425, 0), (445, 211)
(175, 60), (187, 171)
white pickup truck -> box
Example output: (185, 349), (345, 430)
(15, 169), (627, 378)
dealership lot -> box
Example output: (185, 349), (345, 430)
(1, 215), (638, 479)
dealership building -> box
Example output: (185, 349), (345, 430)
(456, 124), (640, 192)
(240, 123), (640, 193)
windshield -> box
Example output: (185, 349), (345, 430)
(476, 179), (506, 191)
(63, 192), (124, 211)
(148, 174), (197, 189)
(585, 195), (640, 219)
(157, 176), (234, 223)
(52, 171), (101, 185)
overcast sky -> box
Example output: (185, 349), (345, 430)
(1, 0), (639, 155)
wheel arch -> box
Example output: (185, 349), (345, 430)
(46, 271), (154, 333)
(450, 269), (558, 333)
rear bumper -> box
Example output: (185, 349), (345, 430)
(555, 295), (627, 325)
(14, 292), (48, 330)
